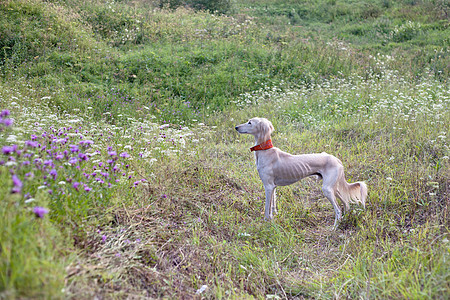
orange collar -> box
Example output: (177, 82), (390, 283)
(250, 139), (273, 152)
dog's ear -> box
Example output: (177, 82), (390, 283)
(258, 119), (274, 141)
(268, 120), (274, 135)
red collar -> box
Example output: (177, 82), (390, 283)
(250, 139), (273, 152)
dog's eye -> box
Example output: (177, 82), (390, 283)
(248, 121), (252, 125)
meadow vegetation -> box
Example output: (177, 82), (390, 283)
(0, 0), (449, 298)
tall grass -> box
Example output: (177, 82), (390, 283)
(2, 0), (447, 124)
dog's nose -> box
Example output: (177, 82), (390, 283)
(235, 126), (239, 131)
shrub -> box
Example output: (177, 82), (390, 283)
(389, 21), (423, 42)
(159, 0), (232, 14)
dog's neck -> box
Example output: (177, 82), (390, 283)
(255, 134), (272, 145)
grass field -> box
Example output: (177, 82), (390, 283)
(1, 0), (449, 299)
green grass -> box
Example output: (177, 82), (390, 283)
(0, 171), (67, 298)
(0, 0), (449, 298)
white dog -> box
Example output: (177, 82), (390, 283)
(235, 117), (367, 227)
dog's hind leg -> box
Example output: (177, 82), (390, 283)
(321, 169), (342, 228)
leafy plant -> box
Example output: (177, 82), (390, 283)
(159, 0), (232, 14)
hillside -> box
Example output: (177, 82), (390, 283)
(1, 0), (449, 298)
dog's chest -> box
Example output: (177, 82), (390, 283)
(254, 152), (275, 174)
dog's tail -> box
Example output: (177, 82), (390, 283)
(336, 170), (367, 210)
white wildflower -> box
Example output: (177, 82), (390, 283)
(6, 135), (17, 143)
(195, 285), (208, 295)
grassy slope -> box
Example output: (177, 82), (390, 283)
(0, 0), (449, 299)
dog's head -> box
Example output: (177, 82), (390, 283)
(235, 117), (274, 142)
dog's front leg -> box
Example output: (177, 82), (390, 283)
(264, 184), (276, 220)
(271, 188), (277, 216)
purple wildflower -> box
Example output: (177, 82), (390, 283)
(69, 145), (79, 153)
(69, 157), (78, 164)
(2, 119), (13, 126)
(161, 194), (167, 199)
(102, 235), (107, 243)
(79, 140), (94, 146)
(2, 146), (15, 155)
(49, 169), (57, 179)
(108, 150), (117, 157)
(11, 174), (22, 193)
(25, 141), (38, 147)
(119, 152), (130, 158)
(84, 186), (92, 192)
(73, 182), (80, 190)
(78, 153), (88, 161)
(0, 109), (10, 117)
(33, 206), (49, 219)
